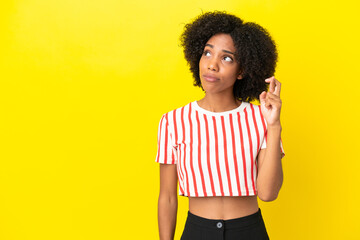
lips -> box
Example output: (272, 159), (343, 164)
(203, 74), (219, 82)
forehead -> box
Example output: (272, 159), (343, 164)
(205, 33), (236, 52)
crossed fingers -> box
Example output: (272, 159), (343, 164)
(264, 76), (282, 108)
(265, 76), (281, 97)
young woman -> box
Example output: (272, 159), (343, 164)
(155, 11), (285, 240)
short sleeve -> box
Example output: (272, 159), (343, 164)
(155, 113), (178, 164)
(260, 133), (285, 159)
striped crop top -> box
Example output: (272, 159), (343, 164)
(155, 101), (285, 197)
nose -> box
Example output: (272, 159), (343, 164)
(207, 58), (218, 71)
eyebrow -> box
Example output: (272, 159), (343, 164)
(205, 44), (235, 55)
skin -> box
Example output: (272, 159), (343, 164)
(157, 33), (284, 239)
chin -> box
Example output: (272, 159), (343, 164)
(202, 85), (232, 95)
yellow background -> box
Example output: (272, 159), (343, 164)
(1, 0), (359, 239)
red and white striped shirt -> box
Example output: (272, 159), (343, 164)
(155, 101), (285, 197)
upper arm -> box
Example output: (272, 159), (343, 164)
(256, 148), (266, 173)
(256, 146), (284, 173)
(159, 164), (178, 198)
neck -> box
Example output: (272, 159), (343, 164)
(197, 92), (241, 112)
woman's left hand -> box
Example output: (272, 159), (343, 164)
(259, 76), (282, 127)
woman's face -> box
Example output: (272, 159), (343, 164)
(199, 33), (242, 95)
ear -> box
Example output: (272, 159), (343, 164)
(237, 68), (243, 80)
(237, 73), (243, 80)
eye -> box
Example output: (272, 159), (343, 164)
(224, 56), (233, 62)
(203, 50), (211, 56)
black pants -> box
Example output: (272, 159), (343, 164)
(180, 208), (269, 240)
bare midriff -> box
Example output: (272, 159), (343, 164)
(188, 195), (259, 220)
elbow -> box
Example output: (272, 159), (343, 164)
(158, 192), (178, 205)
(257, 179), (283, 202)
(257, 190), (279, 202)
(259, 194), (278, 202)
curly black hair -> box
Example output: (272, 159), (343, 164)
(179, 11), (278, 102)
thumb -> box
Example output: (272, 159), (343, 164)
(259, 91), (267, 105)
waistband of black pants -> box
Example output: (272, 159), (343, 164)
(186, 208), (263, 230)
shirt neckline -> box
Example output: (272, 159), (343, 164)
(192, 100), (248, 116)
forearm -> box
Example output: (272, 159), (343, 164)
(257, 125), (283, 201)
(158, 195), (178, 240)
